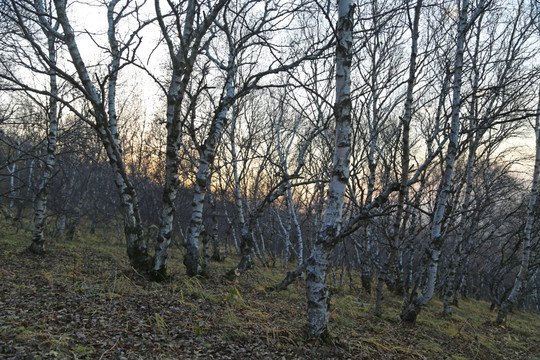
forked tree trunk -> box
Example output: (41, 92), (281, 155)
(305, 0), (354, 339)
(184, 58), (235, 276)
(153, 0), (228, 279)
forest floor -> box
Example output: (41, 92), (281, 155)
(1, 223), (540, 359)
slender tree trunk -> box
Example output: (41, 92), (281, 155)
(209, 193), (222, 261)
(255, 219), (268, 265)
(99, 123), (151, 271)
(54, 0), (152, 272)
(152, 0), (228, 279)
(360, 222), (373, 293)
(184, 60), (235, 276)
(7, 154), (17, 219)
(375, 0), (422, 316)
(153, 69), (188, 279)
(443, 11), (484, 315)
(289, 186), (304, 267)
(495, 86), (540, 324)
(401, 0), (472, 323)
(276, 208), (292, 269)
(28, 31), (58, 255)
(274, 104), (305, 268)
(224, 105), (254, 278)
(24, 158), (36, 231)
(363, 22), (379, 295)
(224, 208), (240, 254)
(403, 172), (426, 299)
(305, 0), (354, 339)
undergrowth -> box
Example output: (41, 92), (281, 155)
(1, 220), (539, 359)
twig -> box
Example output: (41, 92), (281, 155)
(98, 337), (119, 360)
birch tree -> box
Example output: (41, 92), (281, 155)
(152, 0), (229, 279)
(25, 1), (59, 254)
(442, 0), (539, 315)
(182, 0), (302, 276)
(495, 86), (540, 323)
(0, 0), (158, 270)
(273, 102), (306, 269)
(224, 91), (321, 279)
(373, 0), (422, 316)
(305, 0), (354, 338)
(401, 0), (490, 323)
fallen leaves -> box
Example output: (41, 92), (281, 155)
(1, 239), (539, 359)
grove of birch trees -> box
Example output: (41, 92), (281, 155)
(1, 0), (539, 337)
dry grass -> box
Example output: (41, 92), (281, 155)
(1, 221), (539, 359)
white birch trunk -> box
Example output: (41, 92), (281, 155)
(255, 219), (268, 265)
(375, 0), (422, 316)
(7, 160), (17, 219)
(152, 0), (197, 278)
(152, 68), (185, 278)
(401, 0), (471, 323)
(225, 104), (255, 275)
(183, 57), (235, 276)
(305, 0), (354, 338)
(443, 11), (484, 314)
(274, 111), (295, 269)
(496, 86), (540, 324)
(288, 187), (304, 267)
(53, 0), (151, 271)
(443, 119), (477, 316)
(152, 0), (228, 279)
(276, 208), (292, 269)
(28, 27), (58, 254)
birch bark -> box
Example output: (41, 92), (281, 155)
(445, 1), (534, 313)
(28, 22), (58, 254)
(53, 0), (152, 271)
(495, 86), (540, 324)
(152, 0), (197, 279)
(305, 0), (354, 338)
(183, 55), (235, 276)
(442, 14), (483, 314)
(374, 0), (422, 316)
(401, 0), (476, 323)
(274, 104), (305, 269)
(152, 0), (229, 279)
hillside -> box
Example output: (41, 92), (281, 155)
(1, 224), (539, 359)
